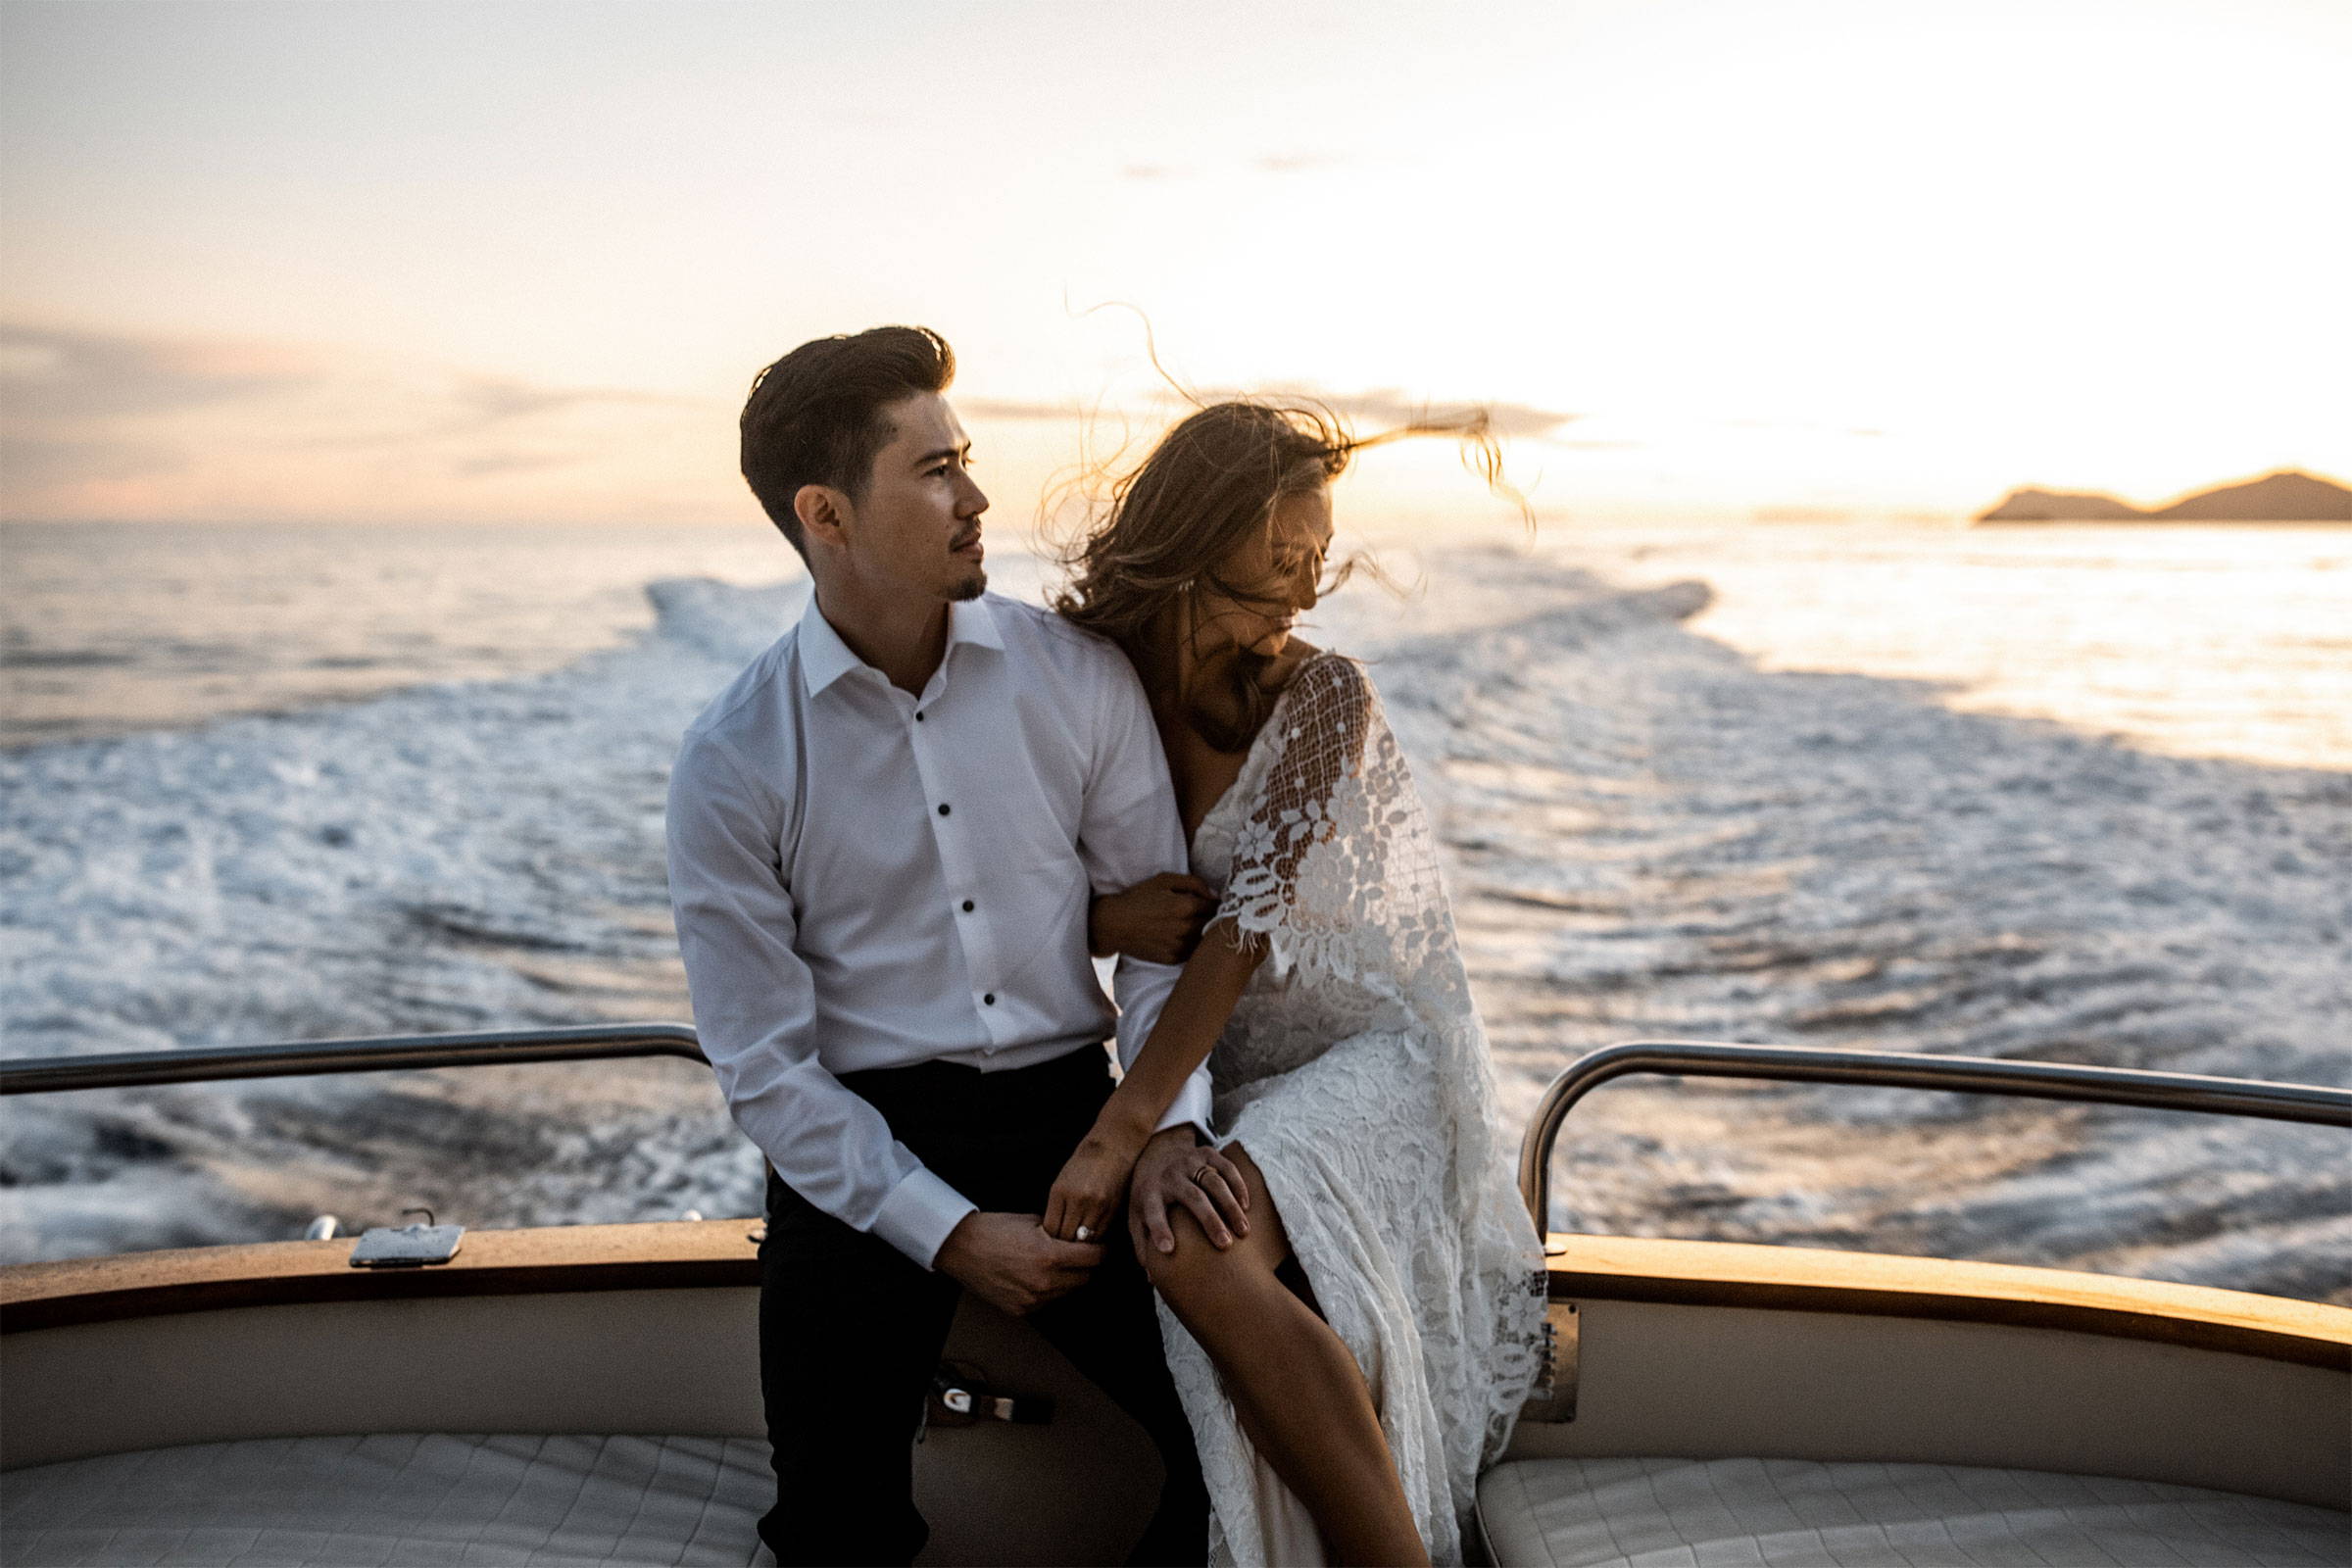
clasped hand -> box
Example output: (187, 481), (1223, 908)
(941, 1119), (1252, 1320)
(1044, 1118), (1154, 1246)
(1089, 872), (1216, 964)
(937, 1120), (1152, 1320)
(1048, 1121), (1251, 1256)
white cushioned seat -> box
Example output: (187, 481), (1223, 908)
(0, 1433), (776, 1567)
(1477, 1456), (2350, 1568)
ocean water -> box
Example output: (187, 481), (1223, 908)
(2, 519), (2346, 1303)
(1, 523), (794, 748)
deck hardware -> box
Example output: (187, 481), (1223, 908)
(1521, 1300), (1579, 1423)
(930, 1363), (1053, 1426)
(303, 1215), (339, 1241)
(349, 1210), (465, 1268)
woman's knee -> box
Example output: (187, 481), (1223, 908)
(1133, 1202), (1241, 1307)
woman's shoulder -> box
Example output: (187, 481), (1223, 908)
(1266, 646), (1377, 729)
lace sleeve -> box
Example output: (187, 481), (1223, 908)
(1214, 652), (1549, 1486)
(1218, 656), (1404, 984)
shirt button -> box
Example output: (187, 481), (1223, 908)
(937, 803), (951, 816)
(915, 711), (925, 722)
(982, 993), (996, 1005)
(961, 900), (975, 912)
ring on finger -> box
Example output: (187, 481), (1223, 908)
(1190, 1165), (1216, 1187)
(1075, 1224), (1094, 1243)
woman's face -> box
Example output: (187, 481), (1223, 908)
(1194, 485), (1334, 662)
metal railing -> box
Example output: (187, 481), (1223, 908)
(1519, 1039), (2352, 1245)
(0, 1023), (707, 1097)
(13, 1027), (2349, 1242)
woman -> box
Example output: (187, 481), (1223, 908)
(1044, 402), (1547, 1566)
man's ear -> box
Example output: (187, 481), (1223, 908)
(794, 483), (850, 551)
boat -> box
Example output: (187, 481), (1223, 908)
(3, 1028), (2346, 1565)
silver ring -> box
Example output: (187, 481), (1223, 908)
(1190, 1166), (1214, 1187)
(1074, 1224), (1094, 1243)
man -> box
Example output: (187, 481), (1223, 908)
(665, 325), (1227, 1565)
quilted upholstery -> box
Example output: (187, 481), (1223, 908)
(1478, 1456), (2350, 1568)
(0, 1433), (775, 1567)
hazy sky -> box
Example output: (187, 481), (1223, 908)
(4, 0), (2347, 529)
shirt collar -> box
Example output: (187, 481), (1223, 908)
(798, 592), (1004, 699)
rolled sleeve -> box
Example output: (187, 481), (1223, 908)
(666, 731), (976, 1270)
(1157, 1058), (1214, 1142)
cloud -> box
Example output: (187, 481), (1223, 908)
(957, 383), (1581, 439)
(1148, 384), (1580, 439)
(448, 448), (582, 478)
(1303, 387), (1580, 439)
(956, 396), (1087, 422)
(278, 371), (704, 453)
(0, 320), (715, 517)
(445, 375), (685, 431)
(0, 433), (186, 490)
(0, 322), (318, 423)
(1119, 163), (1184, 181)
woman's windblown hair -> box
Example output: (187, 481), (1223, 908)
(1054, 398), (1512, 751)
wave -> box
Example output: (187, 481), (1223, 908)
(1359, 553), (2349, 1301)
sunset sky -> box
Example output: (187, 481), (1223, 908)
(3, 0), (2347, 532)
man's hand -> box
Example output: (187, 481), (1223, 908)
(1089, 872), (1216, 963)
(934, 1211), (1103, 1317)
(1132, 1126), (1250, 1256)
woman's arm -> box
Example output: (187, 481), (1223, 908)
(1046, 657), (1376, 1247)
(1043, 919), (1263, 1244)
(1103, 917), (1262, 1128)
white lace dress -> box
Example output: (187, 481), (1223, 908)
(1165, 652), (1548, 1567)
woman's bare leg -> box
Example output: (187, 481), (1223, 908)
(1135, 1145), (1428, 1567)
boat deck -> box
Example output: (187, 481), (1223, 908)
(4, 1222), (2346, 1564)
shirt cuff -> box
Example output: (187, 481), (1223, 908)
(869, 1165), (979, 1271)
(1155, 1073), (1214, 1144)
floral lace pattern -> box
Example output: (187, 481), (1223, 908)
(1167, 654), (1548, 1566)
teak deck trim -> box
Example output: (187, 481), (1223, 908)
(3, 1224), (2346, 1369)
(1545, 1234), (2352, 1369)
(0, 1220), (762, 1333)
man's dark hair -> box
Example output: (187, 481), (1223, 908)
(740, 325), (956, 557)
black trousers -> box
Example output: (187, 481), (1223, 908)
(757, 1047), (1209, 1566)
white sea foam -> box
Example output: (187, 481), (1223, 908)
(2, 546), (2345, 1300)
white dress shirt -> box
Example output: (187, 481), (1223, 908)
(665, 589), (1210, 1268)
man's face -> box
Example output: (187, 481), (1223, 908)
(837, 392), (990, 603)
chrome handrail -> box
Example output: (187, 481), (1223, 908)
(0, 1023), (707, 1096)
(1519, 1039), (2352, 1240)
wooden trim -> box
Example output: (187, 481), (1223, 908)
(6, 1223), (2346, 1373)
(0, 1220), (761, 1334)
(1546, 1235), (2352, 1371)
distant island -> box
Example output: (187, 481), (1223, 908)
(1976, 469), (2352, 523)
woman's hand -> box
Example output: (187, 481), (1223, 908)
(1132, 1127), (1250, 1255)
(1044, 1116), (1153, 1244)
(1088, 872), (1216, 963)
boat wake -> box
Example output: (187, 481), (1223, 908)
(3, 552), (2345, 1300)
